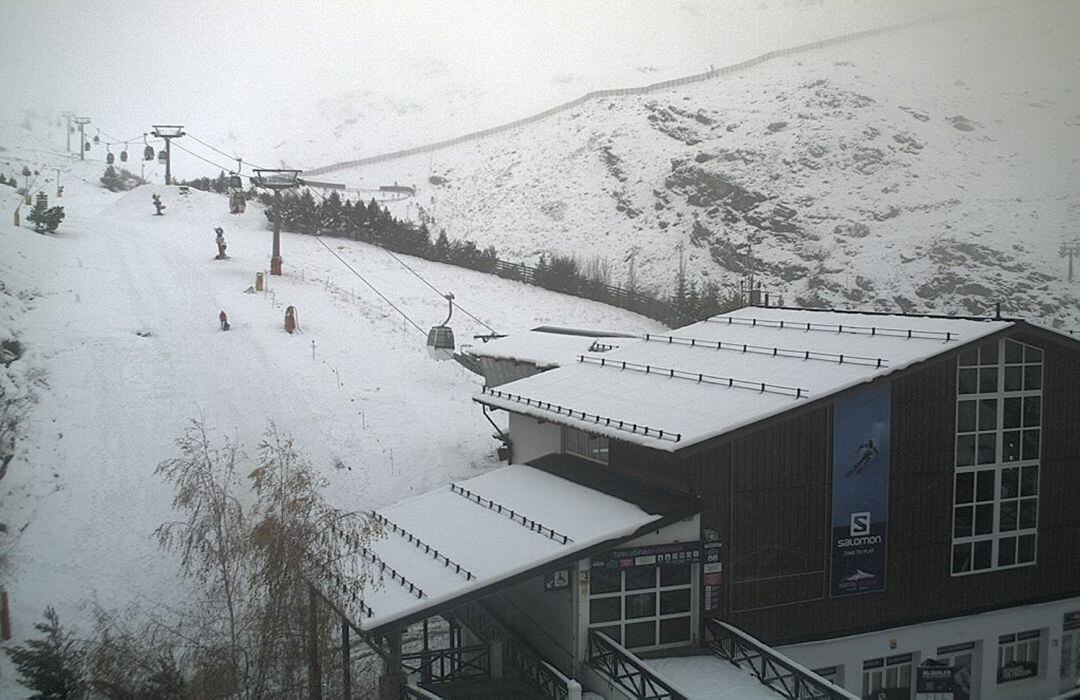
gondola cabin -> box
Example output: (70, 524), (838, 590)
(426, 326), (455, 361)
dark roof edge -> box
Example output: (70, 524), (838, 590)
(721, 303), (1013, 324)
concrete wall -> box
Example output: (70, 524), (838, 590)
(509, 412), (561, 463)
(489, 562), (580, 677)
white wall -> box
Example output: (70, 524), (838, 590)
(509, 412), (561, 463)
(489, 562), (580, 676)
(778, 595), (1080, 700)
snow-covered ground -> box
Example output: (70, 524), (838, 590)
(329, 2), (1080, 330)
(0, 126), (662, 693)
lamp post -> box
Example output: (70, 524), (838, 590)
(253, 169), (302, 276)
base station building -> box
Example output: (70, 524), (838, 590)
(324, 305), (1080, 700)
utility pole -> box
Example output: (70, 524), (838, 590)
(60, 111), (74, 153)
(1062, 240), (1080, 282)
(150, 124), (185, 185)
(253, 169), (302, 275)
(73, 117), (90, 160)
(55, 168), (63, 197)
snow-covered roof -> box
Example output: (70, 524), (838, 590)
(461, 330), (624, 368)
(319, 462), (694, 635)
(476, 307), (1016, 452)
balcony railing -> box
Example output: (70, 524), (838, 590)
(585, 630), (688, 700)
(400, 644), (490, 685)
(704, 618), (857, 699)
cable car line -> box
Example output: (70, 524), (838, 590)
(185, 132), (272, 172)
(312, 236), (426, 337)
(169, 140), (236, 172)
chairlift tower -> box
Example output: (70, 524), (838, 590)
(150, 125), (185, 185)
(72, 117), (91, 161)
(253, 169), (302, 276)
(60, 111), (74, 153)
(1061, 240), (1080, 283)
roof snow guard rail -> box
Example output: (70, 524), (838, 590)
(705, 315), (957, 341)
(358, 545), (426, 599)
(370, 512), (475, 582)
(312, 560), (375, 618)
(480, 386), (682, 443)
(449, 483), (574, 545)
(578, 355), (810, 399)
(644, 333), (888, 368)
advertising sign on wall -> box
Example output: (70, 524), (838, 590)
(702, 530), (724, 613)
(591, 541), (701, 571)
(830, 383), (891, 597)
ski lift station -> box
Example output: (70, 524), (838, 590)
(321, 304), (1080, 700)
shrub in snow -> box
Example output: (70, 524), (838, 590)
(99, 165), (146, 193)
(26, 201), (65, 233)
(3, 607), (86, 699)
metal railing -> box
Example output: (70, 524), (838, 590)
(704, 618), (858, 699)
(454, 600), (574, 700)
(400, 644), (490, 685)
(585, 630), (688, 700)
(402, 684), (444, 699)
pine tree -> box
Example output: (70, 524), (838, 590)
(433, 229), (451, 262)
(320, 190), (344, 234)
(4, 607), (86, 699)
(26, 201), (65, 233)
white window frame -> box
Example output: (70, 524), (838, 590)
(562, 426), (610, 464)
(862, 653), (915, 699)
(997, 629), (1042, 684)
(952, 338), (1042, 576)
(587, 563), (696, 652)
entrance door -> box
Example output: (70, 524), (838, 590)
(1062, 631), (1080, 693)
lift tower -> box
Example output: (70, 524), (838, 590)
(253, 169), (302, 276)
(73, 117), (91, 160)
(150, 125), (185, 185)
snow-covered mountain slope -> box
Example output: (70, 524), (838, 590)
(0, 127), (663, 684)
(328, 2), (1080, 330)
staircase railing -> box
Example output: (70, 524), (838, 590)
(704, 618), (858, 700)
(401, 644), (490, 685)
(402, 684), (444, 699)
(585, 630), (688, 700)
(453, 600), (576, 700)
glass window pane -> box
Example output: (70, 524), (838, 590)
(1000, 501), (1018, 531)
(974, 504), (994, 535)
(1018, 534), (1037, 563)
(1003, 431), (1021, 462)
(660, 564), (691, 587)
(999, 536), (1017, 566)
(957, 435), (976, 467)
(624, 592), (656, 619)
(1020, 466), (1039, 496)
(1001, 467), (1018, 499)
(1005, 340), (1024, 364)
(1023, 397), (1041, 428)
(659, 617), (691, 645)
(1024, 345), (1042, 363)
(1003, 398), (1022, 429)
(957, 401), (977, 433)
(624, 621), (656, 649)
(979, 367), (998, 393)
(1022, 430), (1040, 460)
(977, 433), (996, 465)
(953, 543), (972, 573)
(958, 368), (978, 394)
(978, 399), (997, 431)
(590, 596), (621, 624)
(979, 341), (998, 365)
(976, 470), (996, 501)
(590, 567), (621, 594)
(974, 540), (993, 569)
(660, 589), (691, 615)
(954, 506), (973, 538)
(955, 472), (974, 503)
(959, 347), (979, 367)
(1019, 499), (1038, 529)
(624, 567), (655, 591)
(1024, 365), (1042, 390)
(593, 624), (621, 645)
(1004, 366), (1023, 391)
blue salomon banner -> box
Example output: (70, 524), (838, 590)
(830, 383), (891, 597)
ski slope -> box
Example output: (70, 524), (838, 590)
(0, 129), (663, 692)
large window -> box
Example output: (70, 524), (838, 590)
(997, 629), (1042, 684)
(862, 653), (914, 699)
(588, 562), (694, 651)
(953, 339), (1042, 575)
(562, 427), (609, 464)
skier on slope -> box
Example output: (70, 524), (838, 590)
(215, 227), (227, 259)
(219, 310), (230, 331)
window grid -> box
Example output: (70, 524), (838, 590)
(588, 564), (694, 651)
(562, 427), (610, 464)
(997, 630), (1041, 684)
(953, 339), (1042, 576)
(862, 655), (914, 698)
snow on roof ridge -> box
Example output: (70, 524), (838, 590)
(705, 311), (962, 341)
(641, 331), (888, 369)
